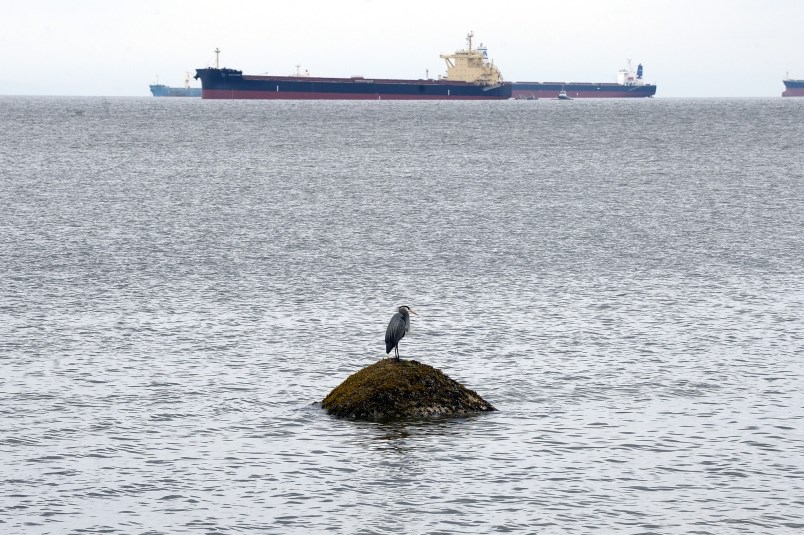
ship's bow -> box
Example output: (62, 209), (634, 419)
(194, 68), (244, 99)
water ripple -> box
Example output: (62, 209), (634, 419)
(1, 96), (803, 534)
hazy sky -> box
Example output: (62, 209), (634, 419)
(2, 0), (802, 97)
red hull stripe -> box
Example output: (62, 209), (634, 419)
(782, 89), (804, 97)
(202, 89), (508, 100)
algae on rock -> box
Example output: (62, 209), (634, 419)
(322, 358), (496, 420)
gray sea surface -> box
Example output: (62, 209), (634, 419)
(1, 95), (803, 534)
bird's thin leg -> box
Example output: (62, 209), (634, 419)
(395, 346), (400, 360)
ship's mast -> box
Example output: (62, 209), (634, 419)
(466, 31), (474, 51)
(214, 47), (221, 69)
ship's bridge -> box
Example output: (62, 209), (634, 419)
(440, 31), (503, 85)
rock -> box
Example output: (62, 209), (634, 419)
(322, 358), (496, 420)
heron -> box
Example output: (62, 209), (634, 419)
(385, 306), (417, 360)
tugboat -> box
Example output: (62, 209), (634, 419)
(193, 33), (512, 100)
(557, 88), (572, 100)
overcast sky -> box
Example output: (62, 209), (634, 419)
(2, 0), (802, 97)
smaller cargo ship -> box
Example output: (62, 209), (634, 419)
(194, 34), (512, 100)
(149, 72), (201, 97)
(782, 78), (804, 97)
(513, 61), (656, 99)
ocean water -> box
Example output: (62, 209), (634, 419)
(1, 95), (803, 534)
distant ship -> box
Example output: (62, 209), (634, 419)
(782, 79), (804, 97)
(512, 61), (656, 99)
(149, 72), (201, 97)
(193, 34), (512, 100)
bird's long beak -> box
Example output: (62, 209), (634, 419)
(409, 308), (418, 316)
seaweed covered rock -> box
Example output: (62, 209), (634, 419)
(322, 358), (496, 420)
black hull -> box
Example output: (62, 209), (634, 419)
(194, 68), (512, 100)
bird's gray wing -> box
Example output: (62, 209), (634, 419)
(385, 313), (406, 352)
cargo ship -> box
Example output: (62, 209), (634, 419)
(149, 73), (201, 97)
(193, 34), (512, 100)
(512, 61), (656, 99)
(782, 79), (804, 97)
